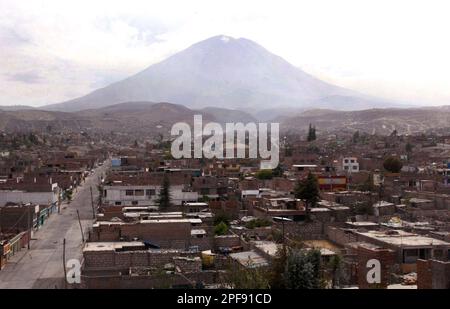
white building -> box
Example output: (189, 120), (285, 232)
(342, 157), (359, 173)
(0, 183), (59, 207)
(103, 182), (198, 206)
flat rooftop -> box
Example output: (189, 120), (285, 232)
(303, 239), (342, 252)
(184, 202), (208, 207)
(83, 241), (144, 252)
(373, 201), (395, 208)
(191, 229), (207, 236)
(251, 240), (281, 257)
(83, 242), (184, 253)
(229, 251), (269, 268)
(357, 230), (450, 247)
(310, 208), (331, 212)
(409, 198), (432, 203)
(140, 218), (202, 224)
(318, 200), (344, 207)
(303, 247), (336, 256)
(345, 221), (379, 227)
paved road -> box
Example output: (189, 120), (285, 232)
(0, 161), (109, 289)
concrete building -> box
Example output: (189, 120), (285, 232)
(343, 157), (359, 173)
(0, 183), (59, 208)
(103, 181), (198, 206)
(356, 230), (450, 273)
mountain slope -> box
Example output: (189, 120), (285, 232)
(281, 107), (450, 135)
(2, 104), (450, 136)
(0, 109), (89, 132)
(199, 107), (256, 123)
(42, 35), (392, 112)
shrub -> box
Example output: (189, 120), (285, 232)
(245, 218), (272, 229)
(214, 221), (228, 236)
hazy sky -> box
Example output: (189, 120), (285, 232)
(1, 0), (450, 107)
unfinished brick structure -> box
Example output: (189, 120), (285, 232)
(89, 220), (192, 249)
(417, 259), (450, 289)
(356, 243), (396, 289)
(81, 241), (208, 289)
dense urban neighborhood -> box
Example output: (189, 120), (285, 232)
(1, 125), (449, 289)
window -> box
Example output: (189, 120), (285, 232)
(344, 159), (349, 163)
(146, 189), (156, 196)
(403, 249), (419, 263)
(125, 190), (134, 196)
(132, 201), (138, 206)
(115, 201), (122, 206)
(135, 189), (144, 196)
(353, 166), (357, 170)
(434, 249), (443, 259)
(350, 160), (355, 163)
(344, 166), (349, 170)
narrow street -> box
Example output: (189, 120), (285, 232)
(0, 161), (109, 289)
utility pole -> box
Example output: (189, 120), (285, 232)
(76, 209), (85, 243)
(90, 186), (96, 219)
(27, 203), (31, 250)
(63, 238), (67, 289)
(273, 217), (293, 252)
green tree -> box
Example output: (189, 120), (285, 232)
(307, 124), (317, 142)
(224, 263), (270, 289)
(213, 212), (231, 226)
(156, 174), (171, 209)
(405, 142), (413, 153)
(352, 130), (360, 143)
(256, 169), (273, 180)
(28, 133), (39, 145)
(383, 156), (403, 173)
(390, 129), (398, 137)
(65, 189), (73, 203)
(283, 249), (322, 289)
(294, 172), (320, 214)
(328, 254), (343, 289)
(272, 165), (283, 177)
(268, 247), (288, 288)
(198, 195), (210, 203)
(245, 218), (272, 229)
(97, 184), (104, 205)
(214, 221), (228, 236)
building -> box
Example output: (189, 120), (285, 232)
(102, 174), (198, 206)
(356, 230), (450, 273)
(90, 218), (202, 249)
(0, 203), (37, 232)
(318, 176), (347, 191)
(342, 157), (359, 173)
(229, 250), (269, 268)
(0, 231), (30, 270)
(373, 201), (396, 216)
(0, 182), (59, 210)
(417, 259), (450, 289)
(81, 241), (204, 288)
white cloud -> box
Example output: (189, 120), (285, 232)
(0, 0), (450, 106)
